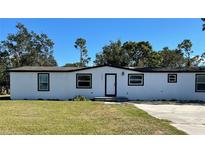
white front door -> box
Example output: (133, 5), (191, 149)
(105, 74), (117, 96)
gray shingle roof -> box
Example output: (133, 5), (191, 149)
(9, 66), (84, 72)
(9, 65), (205, 73)
(131, 67), (205, 72)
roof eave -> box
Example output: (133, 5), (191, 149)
(8, 65), (205, 73)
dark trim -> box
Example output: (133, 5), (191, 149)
(195, 74), (205, 92)
(105, 73), (117, 97)
(9, 65), (205, 73)
(128, 74), (144, 86)
(37, 73), (50, 91)
(168, 74), (177, 83)
(76, 73), (92, 89)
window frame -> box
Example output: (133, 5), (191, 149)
(195, 74), (205, 92)
(76, 73), (92, 89)
(38, 73), (50, 91)
(128, 74), (144, 86)
(168, 74), (177, 83)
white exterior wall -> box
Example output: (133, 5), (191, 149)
(10, 66), (205, 101)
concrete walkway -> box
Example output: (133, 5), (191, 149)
(134, 104), (205, 135)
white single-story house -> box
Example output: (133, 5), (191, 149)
(9, 65), (205, 101)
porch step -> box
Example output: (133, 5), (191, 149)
(0, 95), (10, 100)
(94, 96), (128, 102)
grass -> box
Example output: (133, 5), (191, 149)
(0, 100), (186, 135)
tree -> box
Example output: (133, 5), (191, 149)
(94, 40), (129, 66)
(74, 38), (91, 67)
(145, 51), (163, 67)
(94, 40), (152, 67)
(202, 18), (205, 31)
(190, 53), (205, 67)
(1, 23), (57, 67)
(159, 47), (184, 68)
(0, 45), (10, 94)
(178, 39), (193, 67)
(64, 62), (81, 67)
(122, 41), (152, 66)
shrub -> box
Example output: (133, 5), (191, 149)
(73, 95), (89, 101)
(0, 86), (10, 95)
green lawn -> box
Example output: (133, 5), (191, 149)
(0, 101), (186, 135)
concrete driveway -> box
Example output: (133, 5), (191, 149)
(134, 104), (205, 135)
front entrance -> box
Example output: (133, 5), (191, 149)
(105, 73), (117, 96)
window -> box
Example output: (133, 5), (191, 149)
(168, 74), (177, 83)
(76, 74), (92, 89)
(196, 74), (205, 92)
(38, 73), (49, 91)
(128, 74), (144, 86)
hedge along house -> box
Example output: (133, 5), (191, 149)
(9, 65), (205, 101)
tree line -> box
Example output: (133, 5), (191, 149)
(0, 19), (205, 94)
(65, 38), (205, 68)
(93, 39), (205, 68)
